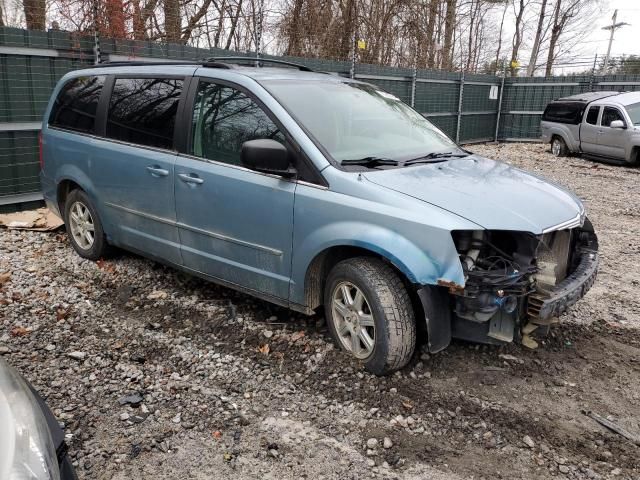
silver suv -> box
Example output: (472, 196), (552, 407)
(541, 91), (640, 165)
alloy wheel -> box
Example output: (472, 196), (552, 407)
(68, 201), (95, 250)
(331, 282), (376, 359)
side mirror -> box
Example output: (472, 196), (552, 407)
(610, 120), (626, 129)
(241, 139), (296, 177)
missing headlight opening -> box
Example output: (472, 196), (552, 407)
(450, 222), (598, 346)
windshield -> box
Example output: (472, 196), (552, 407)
(626, 102), (640, 125)
(262, 79), (459, 164)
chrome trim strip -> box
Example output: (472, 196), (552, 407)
(542, 212), (583, 234)
(177, 223), (283, 256)
(177, 153), (293, 182)
(105, 202), (282, 256)
(296, 179), (329, 190)
(105, 202), (176, 226)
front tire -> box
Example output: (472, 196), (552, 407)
(551, 137), (568, 157)
(64, 189), (109, 260)
(324, 257), (416, 376)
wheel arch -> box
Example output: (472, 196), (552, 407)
(302, 244), (418, 311)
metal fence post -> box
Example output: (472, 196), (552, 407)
(494, 74), (505, 142)
(455, 71), (465, 143)
(92, 0), (101, 64)
(410, 56), (417, 108)
(589, 53), (598, 91)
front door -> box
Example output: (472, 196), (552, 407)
(598, 106), (628, 159)
(175, 79), (296, 300)
(93, 77), (185, 265)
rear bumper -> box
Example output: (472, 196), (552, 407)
(527, 232), (599, 321)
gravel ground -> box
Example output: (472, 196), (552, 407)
(1, 142), (639, 480)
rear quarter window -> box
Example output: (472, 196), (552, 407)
(48, 76), (105, 133)
(542, 102), (584, 125)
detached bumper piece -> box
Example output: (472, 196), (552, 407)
(527, 231), (598, 322)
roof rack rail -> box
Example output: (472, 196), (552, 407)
(90, 60), (232, 69)
(206, 56), (314, 72)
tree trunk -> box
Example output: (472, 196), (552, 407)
(510, 0), (526, 77)
(224, 0), (243, 50)
(424, 0), (438, 68)
(164, 0), (181, 43)
(442, 0), (456, 70)
(545, 0), (562, 77)
(105, 0), (126, 38)
(23, 0), (46, 30)
(527, 0), (548, 76)
(0, 1), (5, 27)
(494, 1), (508, 74)
(285, 0), (304, 55)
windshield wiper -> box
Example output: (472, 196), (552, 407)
(341, 156), (399, 167)
(402, 151), (469, 166)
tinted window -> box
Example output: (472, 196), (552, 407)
(49, 76), (105, 133)
(542, 102), (584, 124)
(585, 106), (599, 125)
(191, 82), (285, 166)
(106, 78), (183, 149)
(601, 107), (625, 127)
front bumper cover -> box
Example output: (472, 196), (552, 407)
(527, 232), (599, 322)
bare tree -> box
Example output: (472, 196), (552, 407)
(442, 0), (456, 69)
(509, 0), (527, 76)
(544, 0), (592, 76)
(526, 0), (548, 75)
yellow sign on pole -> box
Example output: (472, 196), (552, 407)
(510, 60), (520, 69)
(357, 39), (366, 51)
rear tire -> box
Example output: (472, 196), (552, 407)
(551, 137), (568, 157)
(626, 148), (640, 166)
(324, 257), (416, 376)
(64, 189), (109, 261)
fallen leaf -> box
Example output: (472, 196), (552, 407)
(147, 290), (168, 300)
(0, 272), (11, 287)
(291, 331), (305, 341)
(258, 344), (270, 355)
(96, 259), (116, 274)
(213, 430), (222, 439)
(11, 326), (31, 337)
(402, 401), (414, 410)
(56, 308), (69, 321)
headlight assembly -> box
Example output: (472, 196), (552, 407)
(0, 359), (61, 480)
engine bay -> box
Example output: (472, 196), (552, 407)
(448, 224), (597, 345)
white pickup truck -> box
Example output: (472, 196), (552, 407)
(540, 91), (640, 165)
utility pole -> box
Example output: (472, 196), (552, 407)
(602, 9), (629, 72)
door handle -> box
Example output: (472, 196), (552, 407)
(178, 173), (204, 185)
(146, 165), (169, 177)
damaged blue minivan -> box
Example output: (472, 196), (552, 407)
(40, 58), (598, 375)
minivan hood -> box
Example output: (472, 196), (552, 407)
(363, 155), (583, 233)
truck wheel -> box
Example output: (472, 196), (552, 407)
(324, 257), (416, 376)
(551, 137), (569, 157)
(64, 189), (109, 261)
(627, 149), (640, 166)
(551, 137), (568, 157)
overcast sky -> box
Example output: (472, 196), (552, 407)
(586, 0), (640, 57)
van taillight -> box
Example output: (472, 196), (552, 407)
(38, 131), (43, 170)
